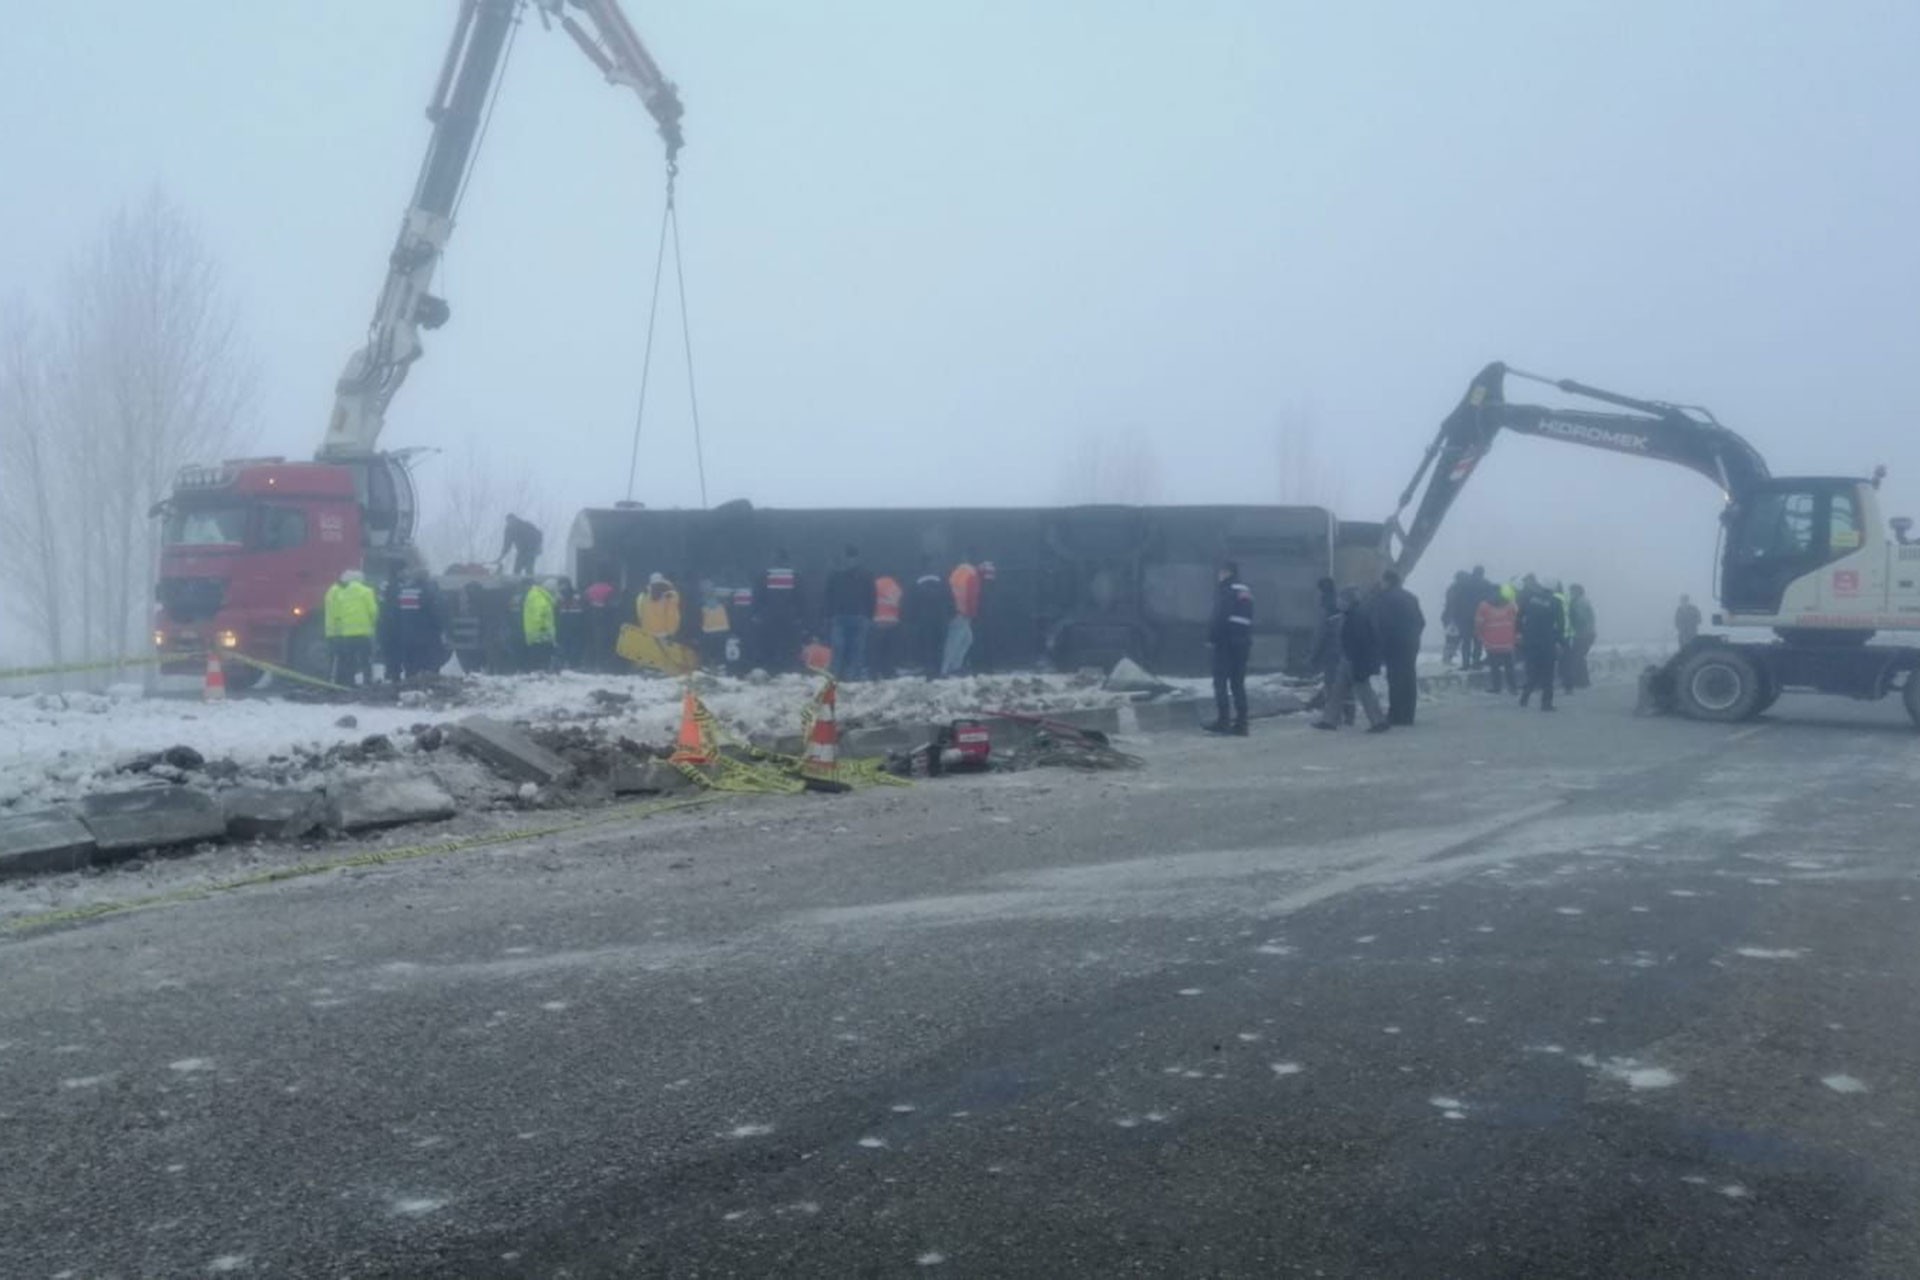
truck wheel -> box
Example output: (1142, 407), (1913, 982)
(1673, 647), (1764, 723)
(1904, 673), (1920, 730)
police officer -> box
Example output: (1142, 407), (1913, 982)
(1204, 560), (1254, 736)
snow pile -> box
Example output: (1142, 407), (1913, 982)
(0, 669), (1162, 811)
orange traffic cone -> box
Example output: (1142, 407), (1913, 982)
(669, 687), (713, 765)
(801, 680), (839, 779)
(203, 651), (227, 703)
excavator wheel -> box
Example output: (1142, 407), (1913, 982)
(1672, 646), (1765, 723)
(1903, 672), (1920, 730)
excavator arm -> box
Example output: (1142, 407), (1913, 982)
(1384, 362), (1772, 577)
(320, 0), (684, 462)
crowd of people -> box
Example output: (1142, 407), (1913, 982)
(317, 537), (1005, 688)
(1435, 567), (1598, 711)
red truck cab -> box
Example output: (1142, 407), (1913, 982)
(153, 460), (366, 686)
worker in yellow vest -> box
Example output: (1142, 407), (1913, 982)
(323, 569), (379, 687)
(522, 579), (557, 672)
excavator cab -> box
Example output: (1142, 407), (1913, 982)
(1720, 477), (1886, 624)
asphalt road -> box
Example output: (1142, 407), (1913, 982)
(5, 684), (1919, 1278)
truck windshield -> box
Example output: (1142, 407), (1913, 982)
(165, 505), (248, 546)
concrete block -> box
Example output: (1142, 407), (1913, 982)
(78, 788), (227, 860)
(326, 771), (457, 833)
(1127, 697), (1214, 733)
(452, 715), (575, 787)
(0, 808), (96, 878)
(221, 787), (327, 841)
(611, 758), (693, 795)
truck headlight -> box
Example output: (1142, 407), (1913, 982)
(218, 629), (240, 649)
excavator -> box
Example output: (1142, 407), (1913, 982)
(1385, 362), (1920, 727)
(151, 0), (682, 686)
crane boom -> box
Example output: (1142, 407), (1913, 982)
(1384, 362), (1772, 577)
(319, 0), (683, 462)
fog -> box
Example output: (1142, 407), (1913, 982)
(3, 0), (1915, 643)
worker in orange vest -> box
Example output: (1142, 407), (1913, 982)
(942, 553), (982, 676)
(871, 571), (903, 679)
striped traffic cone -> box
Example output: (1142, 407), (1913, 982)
(203, 651), (227, 703)
(801, 680), (839, 780)
(669, 686), (713, 765)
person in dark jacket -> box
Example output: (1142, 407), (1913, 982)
(1306, 576), (1348, 720)
(1376, 569), (1426, 726)
(554, 578), (584, 670)
(754, 550), (801, 673)
(378, 569), (407, 682)
(397, 568), (444, 679)
(497, 514), (543, 576)
(1203, 560), (1254, 736)
(823, 546), (877, 680)
(1517, 579), (1566, 710)
(906, 558), (953, 679)
(1442, 570), (1471, 667)
(1465, 564), (1495, 668)
(1315, 588), (1388, 732)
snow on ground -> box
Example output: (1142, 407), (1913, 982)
(0, 670), (1186, 812)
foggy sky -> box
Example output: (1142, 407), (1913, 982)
(3, 0), (1915, 640)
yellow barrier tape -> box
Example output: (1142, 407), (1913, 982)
(2, 793), (717, 937)
(0, 651), (188, 682)
(222, 650), (355, 695)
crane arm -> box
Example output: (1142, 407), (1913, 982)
(320, 0), (683, 462)
(1384, 362), (1772, 578)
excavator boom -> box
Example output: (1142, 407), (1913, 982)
(1385, 362), (1771, 577)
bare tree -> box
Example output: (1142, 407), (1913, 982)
(62, 189), (256, 662)
(0, 191), (256, 673)
(1061, 428), (1164, 504)
(418, 440), (559, 573)
(0, 304), (67, 668)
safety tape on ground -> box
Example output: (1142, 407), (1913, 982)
(0, 793), (717, 937)
(0, 651), (188, 682)
(222, 650), (355, 694)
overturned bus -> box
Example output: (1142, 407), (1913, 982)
(565, 501), (1385, 676)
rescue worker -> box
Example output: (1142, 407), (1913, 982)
(1306, 576), (1344, 717)
(1517, 580), (1565, 710)
(1203, 560), (1254, 736)
(1465, 565), (1495, 668)
(1475, 586), (1519, 694)
(824, 545), (876, 681)
(1443, 570), (1472, 667)
(973, 555), (998, 673)
(908, 558), (952, 679)
(698, 580), (733, 671)
(871, 569), (904, 679)
(943, 553), (982, 677)
(522, 578), (557, 672)
(1564, 583), (1596, 692)
(554, 578), (585, 670)
(1675, 594), (1702, 647)
(402, 568), (444, 680)
(755, 551), (800, 673)
(497, 513), (544, 577)
(324, 568), (378, 688)
(728, 586), (754, 674)
(378, 568), (406, 682)
(584, 579), (617, 671)
(1376, 569), (1426, 727)
(638, 573), (682, 640)
(1315, 588), (1388, 732)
